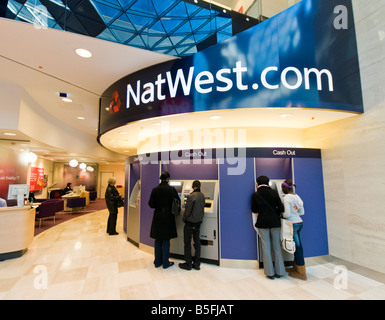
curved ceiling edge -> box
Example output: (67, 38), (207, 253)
(98, 0), (363, 138)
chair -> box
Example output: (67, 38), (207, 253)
(66, 197), (86, 212)
(89, 190), (97, 201)
(50, 190), (63, 199)
(79, 191), (90, 206)
(54, 199), (64, 212)
(35, 199), (63, 212)
(34, 198), (48, 203)
(35, 200), (58, 228)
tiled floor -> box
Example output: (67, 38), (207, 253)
(1, 208), (384, 300)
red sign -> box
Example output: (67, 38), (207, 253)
(30, 167), (44, 191)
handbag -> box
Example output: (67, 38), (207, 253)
(281, 218), (296, 254)
(116, 196), (124, 208)
(255, 193), (295, 254)
(170, 186), (181, 216)
(171, 196), (181, 216)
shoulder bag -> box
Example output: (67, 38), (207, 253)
(171, 187), (181, 216)
(256, 193), (295, 254)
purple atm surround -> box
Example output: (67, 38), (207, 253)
(124, 148), (329, 263)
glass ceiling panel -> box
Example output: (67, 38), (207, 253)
(110, 13), (135, 30)
(92, 1), (122, 24)
(6, 0), (260, 57)
(150, 0), (176, 16)
(128, 0), (156, 17)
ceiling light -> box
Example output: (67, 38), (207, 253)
(26, 152), (38, 163)
(279, 113), (292, 118)
(77, 116), (85, 120)
(119, 131), (129, 134)
(69, 159), (78, 167)
(209, 115), (222, 120)
(3, 132), (16, 136)
(76, 48), (92, 58)
(62, 98), (72, 102)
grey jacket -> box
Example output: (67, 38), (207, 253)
(182, 189), (205, 223)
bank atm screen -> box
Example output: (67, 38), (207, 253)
(170, 181), (183, 193)
(269, 179), (285, 201)
(200, 182), (216, 200)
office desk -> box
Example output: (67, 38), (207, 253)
(0, 206), (36, 261)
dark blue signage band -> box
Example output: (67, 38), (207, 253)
(99, 0), (363, 137)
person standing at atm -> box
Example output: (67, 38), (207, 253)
(179, 180), (206, 271)
(281, 179), (306, 280)
(148, 171), (178, 269)
(251, 175), (285, 279)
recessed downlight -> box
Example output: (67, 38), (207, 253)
(3, 132), (16, 136)
(209, 115), (222, 120)
(77, 116), (85, 120)
(62, 98), (72, 102)
(75, 48), (92, 58)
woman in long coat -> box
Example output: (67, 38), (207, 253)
(105, 177), (121, 235)
(148, 171), (178, 268)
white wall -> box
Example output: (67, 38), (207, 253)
(0, 82), (22, 130)
(304, 0), (385, 273)
(18, 90), (122, 161)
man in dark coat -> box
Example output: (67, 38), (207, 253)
(251, 175), (285, 279)
(148, 171), (178, 268)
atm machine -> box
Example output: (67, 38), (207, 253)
(256, 179), (294, 267)
(170, 180), (219, 265)
(127, 179), (140, 246)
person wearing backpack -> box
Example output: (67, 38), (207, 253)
(281, 179), (306, 280)
(251, 176), (285, 279)
(148, 171), (178, 269)
(179, 180), (206, 271)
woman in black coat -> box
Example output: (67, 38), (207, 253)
(251, 175), (285, 279)
(148, 171), (178, 269)
(105, 177), (121, 235)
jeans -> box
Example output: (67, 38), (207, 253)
(293, 222), (305, 266)
(154, 239), (172, 268)
(183, 222), (201, 267)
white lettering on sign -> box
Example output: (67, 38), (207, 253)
(126, 61), (334, 108)
(273, 149), (296, 156)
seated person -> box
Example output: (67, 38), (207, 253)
(63, 182), (73, 194)
(28, 192), (36, 203)
(0, 197), (7, 207)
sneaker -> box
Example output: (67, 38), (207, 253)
(178, 262), (192, 270)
